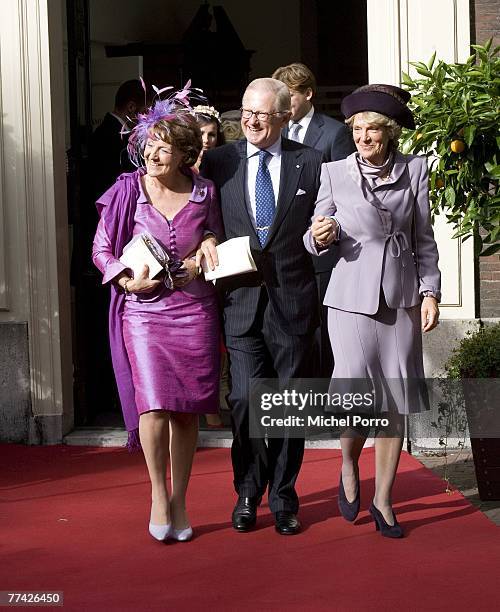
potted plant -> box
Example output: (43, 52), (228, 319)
(440, 323), (500, 500)
(400, 40), (499, 256)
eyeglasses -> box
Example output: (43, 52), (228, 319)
(240, 108), (288, 122)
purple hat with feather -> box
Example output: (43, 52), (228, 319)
(341, 84), (415, 129)
(125, 79), (206, 167)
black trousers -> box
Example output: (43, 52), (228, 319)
(313, 270), (335, 379)
(225, 289), (314, 514)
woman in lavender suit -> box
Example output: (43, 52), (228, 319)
(92, 91), (223, 543)
(304, 85), (441, 538)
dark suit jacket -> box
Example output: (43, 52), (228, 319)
(284, 110), (355, 164)
(89, 113), (136, 199)
(200, 138), (323, 337)
(284, 111), (356, 273)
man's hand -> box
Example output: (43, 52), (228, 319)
(311, 216), (338, 248)
(173, 259), (199, 288)
(196, 234), (219, 272)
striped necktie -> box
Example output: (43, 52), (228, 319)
(255, 150), (275, 246)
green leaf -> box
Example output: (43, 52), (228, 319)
(481, 243), (500, 257)
(486, 165), (500, 179)
(416, 64), (432, 78)
(445, 186), (456, 206)
(428, 51), (437, 70)
(463, 125), (476, 147)
(402, 72), (414, 87)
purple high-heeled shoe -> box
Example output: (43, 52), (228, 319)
(338, 473), (360, 522)
(369, 503), (404, 538)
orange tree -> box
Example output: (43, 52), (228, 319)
(401, 40), (499, 256)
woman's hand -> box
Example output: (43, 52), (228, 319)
(118, 266), (161, 294)
(196, 234), (218, 272)
(421, 296), (439, 332)
(173, 258), (199, 288)
(311, 216), (338, 248)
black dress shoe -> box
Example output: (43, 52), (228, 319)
(338, 473), (360, 522)
(232, 496), (262, 532)
(274, 511), (301, 535)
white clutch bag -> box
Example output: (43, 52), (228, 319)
(119, 232), (170, 279)
(202, 236), (257, 281)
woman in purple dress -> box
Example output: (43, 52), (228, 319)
(304, 85), (441, 538)
(92, 90), (223, 543)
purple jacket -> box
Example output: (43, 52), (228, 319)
(92, 169), (222, 449)
(304, 152), (441, 315)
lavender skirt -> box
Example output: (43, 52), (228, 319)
(123, 290), (220, 415)
(328, 293), (428, 414)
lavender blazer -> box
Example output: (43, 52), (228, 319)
(304, 152), (441, 315)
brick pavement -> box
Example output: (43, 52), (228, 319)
(416, 450), (500, 526)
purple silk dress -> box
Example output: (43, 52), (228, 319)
(93, 169), (223, 421)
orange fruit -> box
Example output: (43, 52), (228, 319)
(435, 178), (445, 189)
(450, 140), (465, 153)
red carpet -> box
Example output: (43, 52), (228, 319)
(1, 445), (499, 611)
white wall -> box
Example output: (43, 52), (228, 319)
(367, 0), (475, 319)
(0, 0), (73, 437)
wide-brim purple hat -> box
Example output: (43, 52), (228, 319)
(341, 84), (415, 130)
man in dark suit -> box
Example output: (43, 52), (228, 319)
(272, 63), (355, 378)
(89, 79), (145, 199)
(200, 78), (324, 535)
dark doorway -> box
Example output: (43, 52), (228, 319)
(68, 0), (369, 428)
(67, 0), (122, 428)
(301, 0), (368, 118)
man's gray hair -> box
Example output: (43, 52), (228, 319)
(243, 78), (291, 113)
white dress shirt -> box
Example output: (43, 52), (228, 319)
(245, 138), (282, 230)
(288, 105), (315, 144)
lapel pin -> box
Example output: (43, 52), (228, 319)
(296, 164), (300, 169)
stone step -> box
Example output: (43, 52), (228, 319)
(63, 427), (370, 449)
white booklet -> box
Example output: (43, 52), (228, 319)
(203, 236), (257, 281)
(119, 233), (166, 279)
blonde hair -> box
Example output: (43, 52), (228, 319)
(272, 63), (316, 94)
(345, 111), (402, 148)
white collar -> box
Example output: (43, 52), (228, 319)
(246, 136), (282, 159)
(288, 104), (314, 129)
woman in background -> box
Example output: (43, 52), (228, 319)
(193, 105), (225, 173)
